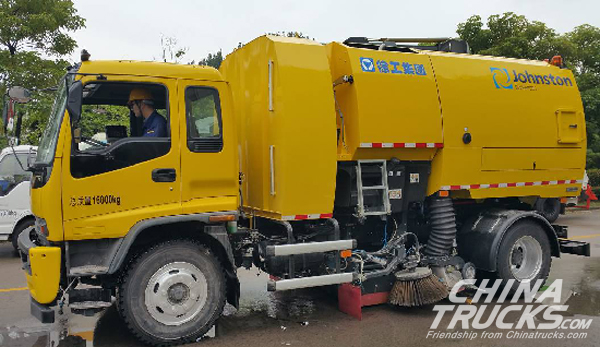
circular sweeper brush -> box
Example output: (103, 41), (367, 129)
(388, 267), (449, 307)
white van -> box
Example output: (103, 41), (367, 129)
(0, 145), (35, 250)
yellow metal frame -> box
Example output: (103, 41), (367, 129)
(26, 247), (61, 304)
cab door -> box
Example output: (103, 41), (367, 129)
(178, 80), (238, 214)
(61, 76), (182, 240)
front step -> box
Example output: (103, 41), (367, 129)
(267, 273), (357, 291)
(70, 301), (112, 310)
(266, 239), (356, 257)
(69, 288), (113, 316)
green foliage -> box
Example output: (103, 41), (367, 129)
(457, 13), (600, 169)
(0, 0), (85, 56)
(0, 0), (83, 146)
(457, 13), (573, 60)
(79, 105), (130, 139)
(196, 50), (223, 69)
(587, 168), (600, 187)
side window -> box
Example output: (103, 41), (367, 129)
(70, 82), (171, 179)
(0, 154), (32, 196)
(185, 87), (223, 152)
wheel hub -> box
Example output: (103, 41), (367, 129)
(167, 283), (190, 304)
(509, 236), (543, 281)
(144, 262), (208, 326)
(511, 247), (524, 267)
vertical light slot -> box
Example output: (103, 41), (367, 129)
(268, 60), (274, 111)
(270, 145), (276, 195)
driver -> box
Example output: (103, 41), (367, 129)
(128, 88), (167, 137)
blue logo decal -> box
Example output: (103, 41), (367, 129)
(359, 58), (427, 77)
(490, 67), (574, 90)
(490, 67), (513, 89)
(360, 57), (375, 72)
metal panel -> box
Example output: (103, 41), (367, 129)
(220, 36), (337, 219)
(267, 273), (355, 291)
(266, 239), (356, 256)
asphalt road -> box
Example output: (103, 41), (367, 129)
(0, 209), (598, 347)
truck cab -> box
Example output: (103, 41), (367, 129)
(0, 145), (36, 250)
(20, 60), (240, 329)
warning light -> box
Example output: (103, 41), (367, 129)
(550, 55), (563, 67)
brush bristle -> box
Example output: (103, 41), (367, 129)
(388, 274), (448, 307)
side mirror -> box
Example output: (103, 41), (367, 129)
(26, 148), (36, 169)
(73, 128), (82, 144)
(66, 80), (83, 124)
(8, 86), (31, 103)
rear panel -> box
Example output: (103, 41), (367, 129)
(427, 52), (586, 198)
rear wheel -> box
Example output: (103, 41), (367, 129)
(535, 198), (561, 223)
(118, 240), (226, 346)
(496, 221), (552, 293)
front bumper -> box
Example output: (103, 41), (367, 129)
(18, 228), (61, 308)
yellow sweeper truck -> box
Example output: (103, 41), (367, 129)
(16, 35), (590, 345)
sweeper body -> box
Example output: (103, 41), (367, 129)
(18, 36), (590, 345)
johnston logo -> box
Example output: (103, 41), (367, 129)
(490, 67), (574, 90)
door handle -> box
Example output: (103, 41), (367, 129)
(152, 168), (176, 182)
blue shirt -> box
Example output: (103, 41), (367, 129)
(142, 111), (167, 137)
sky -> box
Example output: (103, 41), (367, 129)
(68, 0), (600, 64)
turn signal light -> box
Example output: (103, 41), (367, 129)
(560, 197), (567, 204)
(340, 250), (352, 258)
(439, 190), (449, 197)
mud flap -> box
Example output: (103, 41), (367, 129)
(338, 284), (390, 320)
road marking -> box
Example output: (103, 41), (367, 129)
(568, 233), (600, 240)
(0, 287), (27, 293)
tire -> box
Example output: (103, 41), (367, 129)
(118, 240), (226, 346)
(535, 198), (561, 223)
(496, 221), (552, 293)
(11, 218), (35, 251)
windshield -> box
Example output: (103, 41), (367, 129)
(36, 75), (71, 165)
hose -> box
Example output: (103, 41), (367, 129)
(424, 197), (457, 257)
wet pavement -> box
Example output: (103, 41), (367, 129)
(0, 209), (598, 347)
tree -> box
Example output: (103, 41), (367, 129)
(0, 0), (84, 56)
(565, 25), (600, 168)
(457, 13), (573, 60)
(457, 13), (600, 169)
(197, 50), (223, 69)
(0, 0), (84, 146)
(267, 31), (312, 40)
(159, 35), (187, 63)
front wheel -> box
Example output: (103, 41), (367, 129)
(118, 240), (226, 346)
(11, 218), (35, 251)
(496, 221), (552, 293)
